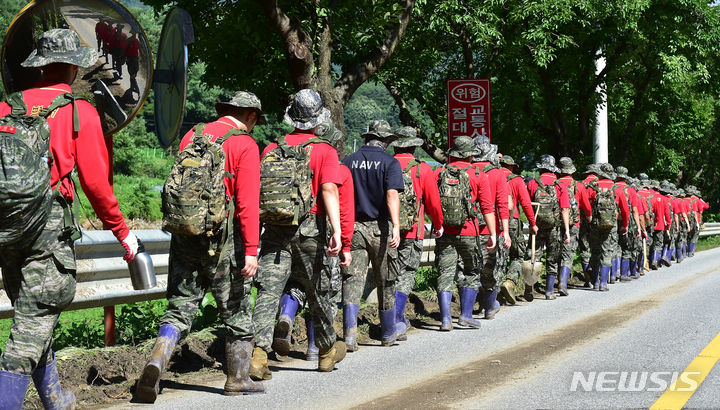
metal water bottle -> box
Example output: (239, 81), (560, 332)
(128, 239), (156, 290)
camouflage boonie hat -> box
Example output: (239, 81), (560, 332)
(676, 188), (686, 197)
(615, 166), (630, 180)
(315, 118), (343, 144)
(500, 155), (518, 168)
(22, 29), (97, 68)
(390, 126), (423, 148)
(638, 172), (649, 181)
(215, 90), (267, 125)
(557, 157), (576, 175)
(659, 181), (673, 194)
(535, 154), (559, 173)
(284, 89), (331, 130)
(472, 135), (497, 162)
(583, 163), (599, 175)
(596, 163), (617, 180)
(362, 120), (396, 141)
(448, 135), (480, 159)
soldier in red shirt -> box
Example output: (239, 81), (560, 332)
(272, 121), (353, 362)
(525, 155), (571, 300)
(583, 164), (630, 290)
(614, 167), (644, 281)
(111, 24), (128, 78)
(578, 164), (600, 277)
(95, 17), (106, 52)
(686, 185), (703, 256)
(555, 157), (591, 295)
(648, 181), (672, 269)
(137, 91), (266, 400)
(635, 173), (654, 273)
(251, 89), (345, 377)
(125, 28), (141, 95)
(389, 126), (443, 329)
(434, 136), (496, 331)
(0, 29), (136, 409)
(472, 138), (510, 318)
(498, 156), (537, 304)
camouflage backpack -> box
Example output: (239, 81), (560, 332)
(259, 135), (322, 226)
(162, 124), (241, 236)
(0, 92), (80, 247)
(566, 180), (580, 225)
(589, 183), (618, 232)
(619, 185), (636, 231)
(398, 159), (421, 232)
(533, 177), (559, 229)
(437, 165), (475, 227)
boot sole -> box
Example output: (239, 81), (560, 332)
(224, 390), (266, 396)
(271, 319), (292, 357)
(457, 317), (481, 328)
(500, 284), (516, 305)
(248, 366), (272, 381)
(136, 365), (161, 403)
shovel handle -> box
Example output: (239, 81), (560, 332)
(531, 233), (536, 262)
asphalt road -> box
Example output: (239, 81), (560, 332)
(111, 247), (720, 409)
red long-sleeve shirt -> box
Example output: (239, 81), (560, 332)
(584, 179), (630, 229)
(557, 175), (592, 227)
(435, 160), (494, 236)
(0, 82), (130, 241)
(338, 164), (354, 252)
(394, 154), (443, 240)
(262, 132), (341, 216)
(179, 117), (260, 255)
(616, 180), (643, 213)
(500, 168), (536, 226)
(527, 173), (571, 210)
(125, 36), (139, 57)
(472, 162), (509, 234)
(650, 193), (672, 231)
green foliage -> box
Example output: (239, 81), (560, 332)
(116, 300), (167, 346)
(414, 267), (438, 292)
(697, 234), (720, 252)
(52, 308), (106, 350)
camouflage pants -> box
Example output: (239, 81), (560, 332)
(254, 215), (337, 352)
(578, 221), (591, 267)
(161, 219), (253, 340)
(689, 217), (700, 246)
(394, 238), (423, 295)
(0, 201), (76, 375)
(560, 224), (580, 269)
(479, 235), (505, 292)
(651, 229), (665, 257)
(341, 220), (398, 311)
(285, 255), (342, 320)
(590, 224), (618, 267)
(525, 226), (561, 276)
(619, 221), (638, 260)
(505, 218), (526, 285)
(676, 219), (688, 250)
(435, 234), (480, 292)
(664, 222), (676, 251)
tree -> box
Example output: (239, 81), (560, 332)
(141, 0), (416, 154)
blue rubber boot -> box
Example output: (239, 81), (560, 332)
(137, 324), (181, 403)
(394, 291), (410, 329)
(661, 246), (671, 267)
(689, 243), (696, 256)
(558, 266), (571, 296)
(305, 318), (318, 361)
(439, 291), (453, 331)
(32, 353), (75, 410)
(272, 293), (299, 357)
(343, 304), (359, 352)
(609, 258), (617, 283)
(599, 266), (611, 291)
(457, 288), (481, 328)
(545, 274), (557, 300)
(629, 260), (639, 279)
(675, 247), (682, 263)
(484, 289), (500, 319)
(591, 266), (600, 290)
(0, 370), (31, 410)
(380, 309), (404, 346)
(620, 259), (631, 281)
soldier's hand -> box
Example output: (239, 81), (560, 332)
(503, 231), (512, 250)
(641, 230), (648, 240)
(486, 235), (497, 252)
(241, 255), (258, 278)
(121, 232), (139, 262)
(340, 251), (352, 267)
(636, 227), (642, 238)
(531, 225), (539, 236)
(564, 229), (570, 245)
(327, 232), (341, 257)
(389, 225), (401, 249)
(432, 226), (444, 238)
(620, 226), (628, 235)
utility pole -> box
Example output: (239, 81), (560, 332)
(594, 52), (609, 164)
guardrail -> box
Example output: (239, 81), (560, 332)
(1, 223), (718, 340)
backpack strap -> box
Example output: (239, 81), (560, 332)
(482, 163), (496, 173)
(214, 127), (248, 146)
(6, 92), (27, 115)
(44, 93), (85, 132)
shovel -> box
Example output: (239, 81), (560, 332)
(643, 237), (650, 272)
(522, 203), (543, 287)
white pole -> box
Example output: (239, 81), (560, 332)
(594, 53), (608, 164)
